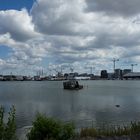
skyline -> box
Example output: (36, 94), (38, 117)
(0, 0), (140, 75)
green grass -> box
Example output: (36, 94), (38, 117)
(80, 121), (140, 137)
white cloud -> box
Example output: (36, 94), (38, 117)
(1, 0), (140, 74)
(31, 0), (87, 35)
(0, 9), (39, 41)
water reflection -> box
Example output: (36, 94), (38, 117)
(0, 80), (140, 128)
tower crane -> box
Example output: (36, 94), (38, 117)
(131, 64), (137, 72)
(112, 58), (119, 73)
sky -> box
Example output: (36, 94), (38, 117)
(0, 0), (140, 75)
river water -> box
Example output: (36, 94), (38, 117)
(0, 80), (140, 129)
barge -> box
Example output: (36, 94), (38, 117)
(63, 80), (83, 90)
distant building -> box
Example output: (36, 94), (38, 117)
(0, 75), (3, 81)
(114, 69), (123, 79)
(34, 76), (42, 81)
(123, 72), (140, 80)
(123, 69), (131, 75)
(23, 76), (33, 81)
(74, 72), (79, 77)
(107, 73), (114, 80)
(15, 75), (24, 81)
(67, 73), (75, 80)
(75, 76), (91, 80)
(100, 70), (108, 79)
(3, 75), (16, 81)
(79, 73), (88, 77)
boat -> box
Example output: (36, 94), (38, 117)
(63, 80), (83, 90)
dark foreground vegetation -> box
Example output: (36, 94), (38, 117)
(27, 115), (140, 140)
(2, 106), (140, 140)
(27, 114), (75, 140)
(0, 106), (17, 140)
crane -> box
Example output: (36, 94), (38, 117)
(85, 66), (95, 74)
(112, 58), (119, 73)
(131, 64), (137, 72)
(69, 65), (74, 73)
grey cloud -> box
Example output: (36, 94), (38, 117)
(86, 0), (140, 17)
(91, 33), (140, 49)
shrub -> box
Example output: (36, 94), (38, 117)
(27, 114), (75, 140)
(0, 105), (17, 140)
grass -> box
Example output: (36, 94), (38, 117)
(27, 114), (140, 139)
(80, 121), (140, 137)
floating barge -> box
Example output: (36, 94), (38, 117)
(63, 80), (83, 90)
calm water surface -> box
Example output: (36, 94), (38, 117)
(0, 80), (140, 128)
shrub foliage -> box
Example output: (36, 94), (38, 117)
(27, 114), (75, 140)
(0, 105), (16, 140)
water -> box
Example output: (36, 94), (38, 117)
(0, 80), (140, 129)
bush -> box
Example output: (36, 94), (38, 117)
(0, 105), (17, 140)
(27, 114), (75, 140)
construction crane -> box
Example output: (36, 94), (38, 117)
(85, 66), (94, 74)
(112, 58), (119, 73)
(131, 64), (137, 72)
(69, 65), (74, 73)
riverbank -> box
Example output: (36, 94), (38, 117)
(17, 120), (140, 140)
(74, 135), (140, 140)
(18, 131), (140, 140)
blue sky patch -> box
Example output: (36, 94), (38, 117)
(0, 45), (12, 59)
(0, 0), (34, 11)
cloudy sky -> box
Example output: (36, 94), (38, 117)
(0, 0), (140, 75)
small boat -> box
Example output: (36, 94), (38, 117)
(63, 80), (83, 90)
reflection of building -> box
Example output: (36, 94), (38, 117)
(123, 72), (140, 80)
(114, 69), (123, 79)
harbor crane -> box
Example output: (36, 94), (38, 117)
(85, 66), (95, 74)
(131, 64), (137, 72)
(112, 58), (119, 73)
(69, 65), (74, 73)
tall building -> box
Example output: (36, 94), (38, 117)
(114, 69), (123, 79)
(101, 70), (108, 79)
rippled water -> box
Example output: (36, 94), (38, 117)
(0, 80), (140, 128)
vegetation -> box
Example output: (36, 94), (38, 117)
(1, 105), (140, 140)
(80, 121), (140, 138)
(27, 114), (75, 140)
(0, 105), (17, 140)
